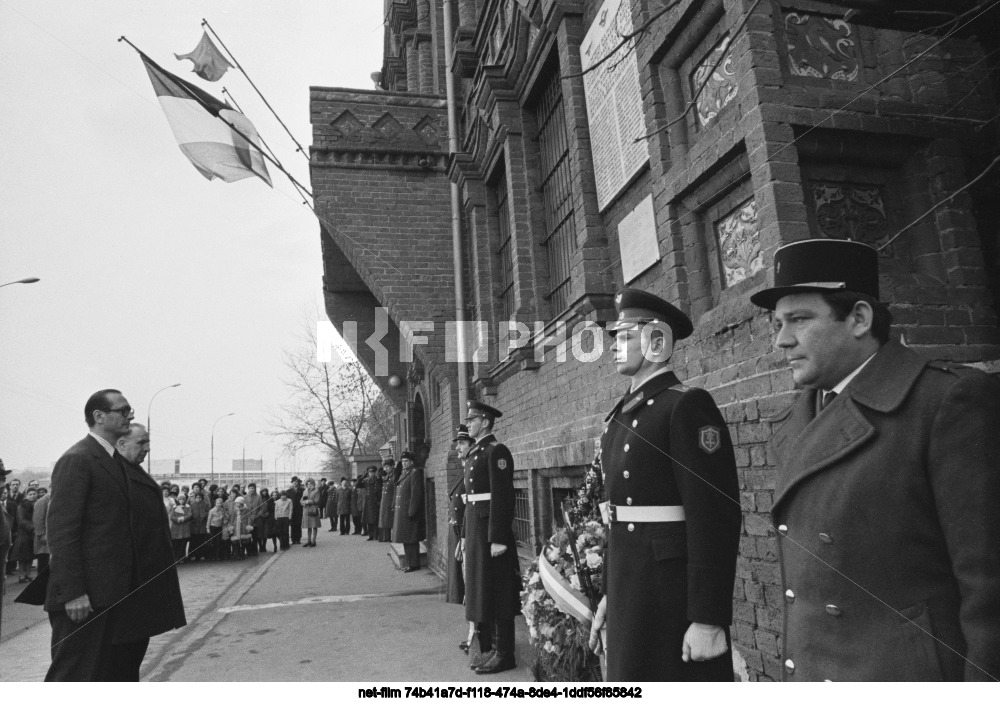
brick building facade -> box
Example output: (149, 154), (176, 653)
(310, 0), (1000, 680)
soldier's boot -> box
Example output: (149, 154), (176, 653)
(475, 619), (516, 674)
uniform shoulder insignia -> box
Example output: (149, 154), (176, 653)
(698, 426), (722, 454)
(668, 383), (691, 393)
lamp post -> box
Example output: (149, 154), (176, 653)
(242, 430), (263, 484)
(211, 412), (235, 484)
(0, 277), (40, 289)
(147, 383), (181, 473)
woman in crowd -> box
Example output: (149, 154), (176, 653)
(188, 492), (210, 561)
(273, 490), (293, 551)
(301, 479), (321, 547)
(207, 496), (229, 561)
(229, 496), (253, 559)
(12, 486), (37, 582)
(170, 492), (192, 562)
(255, 488), (274, 554)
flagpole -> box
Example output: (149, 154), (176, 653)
(223, 87), (311, 206)
(201, 19), (309, 162)
(118, 36), (314, 199)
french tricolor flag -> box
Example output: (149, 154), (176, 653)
(141, 54), (271, 186)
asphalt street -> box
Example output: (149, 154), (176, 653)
(1, 529), (531, 682)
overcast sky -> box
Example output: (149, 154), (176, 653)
(0, 1), (383, 476)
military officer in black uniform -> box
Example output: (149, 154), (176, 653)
(590, 288), (741, 681)
(462, 401), (521, 675)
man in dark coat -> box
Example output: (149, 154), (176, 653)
(0, 461), (13, 639)
(336, 477), (353, 535)
(317, 478), (329, 521)
(362, 466), (382, 540)
(590, 288), (741, 682)
(289, 476), (304, 544)
(392, 451), (425, 571)
(378, 460), (396, 542)
(447, 425), (473, 608)
(751, 239), (1000, 681)
(43, 393), (185, 681)
(462, 401), (521, 675)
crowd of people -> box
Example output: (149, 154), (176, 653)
(1, 470), (51, 586)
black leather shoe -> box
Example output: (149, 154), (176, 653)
(402, 566), (416, 573)
(475, 656), (516, 675)
(469, 650), (495, 670)
(459, 641), (470, 653)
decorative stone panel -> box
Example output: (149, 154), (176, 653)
(693, 35), (739, 129)
(714, 198), (763, 288)
(809, 181), (890, 249)
(784, 12), (860, 82)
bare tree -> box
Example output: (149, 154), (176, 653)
(272, 323), (396, 475)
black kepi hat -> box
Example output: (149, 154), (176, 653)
(606, 287), (693, 340)
(750, 239), (879, 310)
(466, 400), (502, 420)
(400, 450), (415, 460)
(453, 424), (473, 443)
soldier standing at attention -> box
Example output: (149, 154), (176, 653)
(750, 239), (1000, 681)
(590, 288), (741, 681)
(462, 401), (521, 675)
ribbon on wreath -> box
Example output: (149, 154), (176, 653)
(538, 554), (594, 625)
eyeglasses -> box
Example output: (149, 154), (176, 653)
(102, 405), (133, 417)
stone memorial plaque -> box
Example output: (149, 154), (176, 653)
(581, 0), (650, 211)
(618, 194), (659, 283)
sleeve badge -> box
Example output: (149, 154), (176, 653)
(497, 459), (508, 470)
(698, 426), (721, 454)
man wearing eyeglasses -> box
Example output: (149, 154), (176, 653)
(41, 389), (186, 681)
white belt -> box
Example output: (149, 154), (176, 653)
(466, 493), (491, 503)
(600, 501), (685, 524)
(460, 494), (467, 504)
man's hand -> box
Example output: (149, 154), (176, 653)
(681, 622), (727, 662)
(589, 596), (607, 654)
(454, 541), (463, 562)
(490, 542), (507, 557)
(65, 594), (93, 625)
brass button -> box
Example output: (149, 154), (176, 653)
(631, 419), (638, 427)
(627, 523), (635, 532)
(825, 604), (842, 617)
(785, 659), (795, 674)
(819, 532), (833, 544)
(646, 399), (654, 405)
(624, 444), (630, 452)
(626, 497), (632, 505)
(623, 471), (630, 479)
(785, 589), (795, 603)
(778, 524), (788, 535)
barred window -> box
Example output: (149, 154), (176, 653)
(492, 170), (515, 322)
(551, 487), (576, 528)
(425, 477), (437, 539)
(513, 488), (532, 548)
(533, 67), (576, 314)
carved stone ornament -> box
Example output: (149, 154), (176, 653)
(330, 110), (363, 142)
(810, 182), (890, 250)
(785, 12), (860, 82)
(715, 198), (763, 288)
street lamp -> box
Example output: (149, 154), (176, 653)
(0, 277), (40, 289)
(242, 430), (263, 483)
(147, 383), (181, 472)
(211, 412), (235, 483)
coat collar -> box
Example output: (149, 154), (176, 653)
(469, 433), (496, 455)
(771, 341), (926, 512)
(83, 434), (130, 499)
(605, 370), (681, 421)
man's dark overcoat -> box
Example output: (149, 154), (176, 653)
(602, 371), (741, 681)
(362, 473), (382, 524)
(770, 340), (1000, 681)
(45, 437), (185, 642)
(379, 469), (396, 540)
(462, 434), (521, 622)
(392, 466), (425, 543)
(446, 478), (466, 605)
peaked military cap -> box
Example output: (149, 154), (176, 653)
(401, 450), (415, 460)
(606, 287), (694, 340)
(750, 239), (879, 310)
(466, 400), (503, 419)
(454, 424), (473, 442)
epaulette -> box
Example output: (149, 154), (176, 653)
(667, 382), (691, 393)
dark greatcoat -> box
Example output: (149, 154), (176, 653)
(44, 438), (185, 642)
(336, 485), (353, 515)
(770, 341), (1000, 681)
(378, 470), (396, 541)
(392, 466), (425, 543)
(462, 434), (521, 623)
(362, 473), (382, 524)
(446, 478), (466, 605)
(602, 370), (741, 682)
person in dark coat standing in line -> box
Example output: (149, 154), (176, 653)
(377, 459), (396, 542)
(42, 400), (185, 681)
(317, 478), (329, 521)
(447, 426), (472, 608)
(362, 466), (382, 540)
(325, 482), (338, 532)
(462, 401), (522, 675)
(0, 462), (13, 639)
(392, 451), (425, 572)
(288, 476), (304, 545)
(352, 478), (366, 535)
(589, 288), (741, 682)
(750, 239), (1000, 681)
(336, 477), (353, 535)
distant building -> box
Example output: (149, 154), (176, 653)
(310, 0), (1000, 680)
(232, 459), (263, 473)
